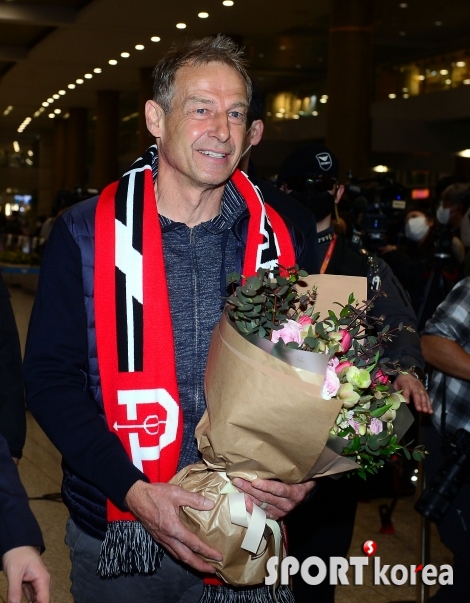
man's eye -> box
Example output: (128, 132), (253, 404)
(196, 108), (207, 114)
(229, 111), (244, 119)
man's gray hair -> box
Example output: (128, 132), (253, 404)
(152, 35), (252, 113)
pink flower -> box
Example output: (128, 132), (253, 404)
(369, 418), (383, 435)
(373, 369), (389, 386)
(335, 360), (353, 374)
(298, 315), (313, 327)
(338, 329), (351, 353)
(321, 358), (341, 399)
(271, 320), (303, 346)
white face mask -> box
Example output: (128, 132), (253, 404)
(460, 208), (470, 247)
(436, 202), (450, 225)
(405, 216), (430, 242)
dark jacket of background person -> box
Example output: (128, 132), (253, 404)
(0, 432), (44, 564)
(248, 162), (319, 274)
(381, 225), (462, 331)
(325, 230), (424, 369)
(0, 274), (26, 459)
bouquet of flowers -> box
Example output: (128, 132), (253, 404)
(171, 268), (424, 586)
(224, 266), (426, 480)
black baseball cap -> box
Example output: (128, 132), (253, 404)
(276, 144), (340, 189)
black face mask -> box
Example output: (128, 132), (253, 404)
(292, 189), (336, 223)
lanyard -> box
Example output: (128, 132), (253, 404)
(320, 234), (337, 274)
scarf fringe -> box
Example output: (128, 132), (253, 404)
(97, 521), (164, 577)
(199, 584), (294, 603)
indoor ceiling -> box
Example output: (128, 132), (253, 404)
(1, 0), (470, 144)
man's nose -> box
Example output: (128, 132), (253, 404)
(208, 111), (230, 142)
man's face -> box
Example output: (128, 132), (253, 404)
(154, 62), (249, 190)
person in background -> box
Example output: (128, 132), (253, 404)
(277, 143), (431, 603)
(380, 206), (462, 330)
(421, 277), (470, 603)
(0, 273), (26, 464)
(437, 182), (470, 248)
(237, 83), (319, 274)
(1, 431), (50, 603)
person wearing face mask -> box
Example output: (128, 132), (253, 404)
(381, 207), (463, 330)
(277, 144), (431, 603)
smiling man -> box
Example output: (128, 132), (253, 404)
(24, 36), (312, 603)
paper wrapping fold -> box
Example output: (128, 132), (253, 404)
(170, 463), (279, 586)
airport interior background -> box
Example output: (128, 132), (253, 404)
(1, 0), (470, 601)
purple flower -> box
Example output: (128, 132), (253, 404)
(369, 418), (383, 435)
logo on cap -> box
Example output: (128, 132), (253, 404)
(316, 153), (332, 171)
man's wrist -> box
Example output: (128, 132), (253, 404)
(404, 365), (428, 388)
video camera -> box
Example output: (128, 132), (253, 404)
(346, 174), (407, 251)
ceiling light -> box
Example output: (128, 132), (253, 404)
(435, 21), (442, 26)
(312, 111), (318, 116)
(464, 79), (470, 85)
(33, 111), (40, 117)
(399, 2), (408, 6)
(68, 84), (76, 89)
(93, 68), (102, 73)
(135, 44), (144, 50)
(399, 31), (406, 36)
(64, 112), (70, 119)
(76, 79), (84, 84)
(151, 36), (161, 42)
(39, 107), (45, 113)
(28, 150), (33, 156)
(84, 73), (93, 79)
(402, 87), (408, 92)
(42, 101), (49, 107)
(13, 141), (20, 152)
(388, 93), (396, 99)
(176, 23), (186, 29)
(198, 12), (209, 18)
(53, 94), (60, 99)
(59, 90), (66, 95)
(54, 109), (61, 114)
(418, 75), (425, 80)
(121, 52), (130, 58)
(372, 165), (389, 173)
(223, 0), (234, 5)
(457, 149), (470, 158)
(440, 69), (448, 75)
(445, 79), (452, 85)
(48, 113), (55, 118)
(47, 97), (54, 103)
(319, 98), (327, 104)
(109, 59), (118, 65)
(403, 93), (409, 98)
(456, 61), (466, 67)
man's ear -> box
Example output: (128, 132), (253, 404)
(335, 184), (345, 204)
(145, 100), (165, 138)
(248, 119), (264, 147)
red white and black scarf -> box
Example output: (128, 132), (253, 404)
(94, 145), (295, 578)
